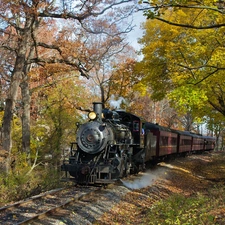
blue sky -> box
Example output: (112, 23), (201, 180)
(127, 10), (146, 51)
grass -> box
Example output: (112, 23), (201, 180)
(144, 185), (225, 225)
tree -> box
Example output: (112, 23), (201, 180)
(0, 0), (139, 172)
(137, 8), (225, 127)
(110, 56), (141, 103)
(91, 54), (140, 109)
(79, 32), (134, 108)
(30, 77), (90, 169)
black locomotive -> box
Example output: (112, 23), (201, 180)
(61, 102), (215, 185)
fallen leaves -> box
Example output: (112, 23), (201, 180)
(94, 152), (225, 225)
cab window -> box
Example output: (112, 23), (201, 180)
(133, 121), (140, 132)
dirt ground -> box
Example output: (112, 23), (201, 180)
(94, 151), (225, 225)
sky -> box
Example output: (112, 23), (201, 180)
(127, 10), (146, 59)
(127, 11), (146, 50)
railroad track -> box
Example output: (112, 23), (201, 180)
(0, 186), (101, 225)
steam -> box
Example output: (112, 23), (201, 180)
(109, 95), (125, 109)
(120, 171), (157, 190)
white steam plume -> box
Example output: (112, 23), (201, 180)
(109, 95), (125, 109)
(120, 171), (157, 190)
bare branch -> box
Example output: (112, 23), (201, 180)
(76, 106), (91, 113)
(141, 2), (225, 14)
(178, 48), (196, 79)
(29, 56), (90, 79)
(38, 0), (135, 19)
(154, 16), (225, 29)
(37, 42), (62, 54)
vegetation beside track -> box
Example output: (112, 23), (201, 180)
(95, 152), (225, 225)
(0, 168), (64, 206)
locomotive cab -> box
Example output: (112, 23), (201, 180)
(116, 110), (145, 147)
(115, 111), (147, 172)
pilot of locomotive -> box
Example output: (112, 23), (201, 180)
(61, 102), (133, 185)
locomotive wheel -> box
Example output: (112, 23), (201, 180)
(120, 156), (131, 177)
(130, 163), (139, 174)
(125, 162), (131, 177)
(119, 162), (125, 178)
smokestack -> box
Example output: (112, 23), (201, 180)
(93, 102), (102, 121)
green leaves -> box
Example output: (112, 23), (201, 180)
(145, 193), (217, 224)
(168, 85), (208, 114)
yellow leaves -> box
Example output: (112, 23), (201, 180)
(137, 3), (225, 118)
(133, 82), (148, 96)
(210, 47), (225, 67)
(176, 9), (187, 18)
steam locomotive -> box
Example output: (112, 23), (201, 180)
(61, 102), (215, 185)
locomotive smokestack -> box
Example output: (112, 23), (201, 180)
(93, 102), (103, 121)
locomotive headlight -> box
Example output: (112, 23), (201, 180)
(88, 111), (97, 120)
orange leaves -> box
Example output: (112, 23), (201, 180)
(110, 58), (139, 98)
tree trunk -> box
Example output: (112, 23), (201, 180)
(2, 32), (30, 172)
(2, 99), (13, 174)
(2, 71), (22, 173)
(20, 80), (31, 165)
(100, 85), (105, 108)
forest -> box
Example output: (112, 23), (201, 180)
(0, 0), (225, 203)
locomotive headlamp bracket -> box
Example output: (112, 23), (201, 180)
(88, 111), (97, 120)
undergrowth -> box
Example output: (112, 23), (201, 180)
(0, 167), (64, 206)
(144, 184), (225, 225)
